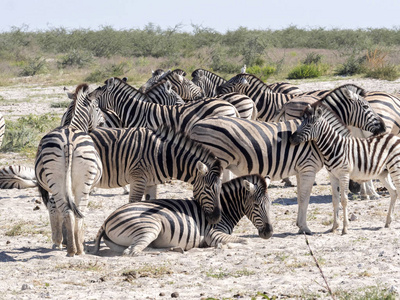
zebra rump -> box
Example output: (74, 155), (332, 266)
(93, 174), (273, 256)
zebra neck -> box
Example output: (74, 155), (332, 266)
(314, 125), (348, 163)
(214, 188), (247, 233)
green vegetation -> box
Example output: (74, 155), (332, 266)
(1, 113), (60, 156)
(0, 25), (400, 85)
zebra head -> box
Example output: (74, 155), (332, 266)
(193, 160), (223, 224)
(144, 79), (185, 105)
(290, 104), (325, 145)
(323, 84), (386, 136)
(139, 69), (166, 93)
(216, 73), (252, 95)
(191, 70), (214, 97)
(168, 71), (205, 101)
(241, 175), (273, 239)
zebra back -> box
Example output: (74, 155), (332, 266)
(92, 77), (239, 132)
(0, 165), (37, 189)
(93, 174), (272, 254)
(267, 81), (302, 95)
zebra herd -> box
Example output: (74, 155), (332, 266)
(2, 67), (400, 257)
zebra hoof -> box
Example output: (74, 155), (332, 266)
(298, 228), (312, 235)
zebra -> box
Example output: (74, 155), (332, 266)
(91, 77), (239, 132)
(93, 174), (272, 256)
(290, 103), (400, 234)
(187, 99), (385, 234)
(191, 69), (228, 97)
(89, 125), (223, 224)
(139, 68), (166, 93)
(0, 112), (4, 147)
(35, 84), (103, 256)
(0, 165), (37, 189)
(151, 69), (205, 101)
(144, 79), (185, 105)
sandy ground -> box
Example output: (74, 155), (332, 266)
(0, 77), (400, 299)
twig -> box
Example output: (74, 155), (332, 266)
(304, 233), (335, 300)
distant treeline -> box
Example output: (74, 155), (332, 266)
(1, 24), (400, 59)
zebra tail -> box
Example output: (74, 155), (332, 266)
(93, 223), (106, 254)
(272, 107), (285, 122)
(38, 185), (50, 207)
(64, 143), (84, 219)
(250, 101), (258, 120)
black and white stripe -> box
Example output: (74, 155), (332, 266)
(0, 165), (37, 189)
(90, 125), (223, 224)
(35, 84), (103, 256)
(93, 174), (272, 255)
(187, 99), (385, 234)
(290, 103), (400, 234)
(191, 69), (227, 97)
(91, 77), (239, 132)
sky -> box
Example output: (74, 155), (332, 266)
(1, 0), (400, 33)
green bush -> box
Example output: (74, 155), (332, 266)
(84, 69), (107, 83)
(335, 55), (366, 76)
(1, 114), (59, 155)
(287, 63), (323, 79)
(246, 65), (276, 81)
(303, 52), (323, 65)
(365, 64), (400, 81)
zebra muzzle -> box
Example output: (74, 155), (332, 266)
(258, 223), (273, 239)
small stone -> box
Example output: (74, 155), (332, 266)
(35, 199), (42, 204)
(284, 210), (290, 215)
(379, 251), (384, 257)
(21, 283), (33, 290)
(171, 292), (179, 298)
(159, 292), (165, 296)
(349, 213), (357, 221)
(6, 240), (10, 244)
(33, 205), (40, 211)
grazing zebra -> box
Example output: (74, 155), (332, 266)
(91, 77), (239, 132)
(0, 165), (37, 189)
(89, 125), (223, 224)
(93, 174), (272, 256)
(35, 84), (103, 256)
(0, 112), (4, 147)
(187, 99), (385, 233)
(290, 103), (400, 234)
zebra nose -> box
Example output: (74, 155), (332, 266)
(205, 206), (222, 224)
(259, 223), (273, 239)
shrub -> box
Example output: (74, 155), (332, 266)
(57, 50), (93, 69)
(287, 63), (322, 79)
(19, 56), (47, 76)
(1, 114), (59, 155)
(303, 52), (323, 65)
(335, 55), (366, 76)
(365, 64), (400, 81)
(246, 65), (276, 81)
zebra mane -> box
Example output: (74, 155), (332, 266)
(172, 69), (187, 76)
(152, 69), (165, 77)
(191, 69), (225, 80)
(230, 73), (264, 84)
(240, 174), (267, 193)
(325, 83), (366, 99)
(62, 83), (90, 127)
(153, 124), (222, 173)
(308, 101), (349, 130)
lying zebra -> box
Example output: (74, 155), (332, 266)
(290, 103), (400, 234)
(0, 165), (37, 189)
(93, 174), (273, 256)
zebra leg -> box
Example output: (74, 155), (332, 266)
(128, 176), (147, 202)
(222, 169), (234, 183)
(339, 175), (350, 235)
(364, 180), (380, 200)
(295, 172), (316, 235)
(281, 177), (294, 187)
(47, 197), (64, 249)
(360, 183), (370, 200)
(378, 171), (398, 228)
(329, 173), (341, 233)
(64, 209), (77, 257)
(122, 230), (160, 256)
(206, 229), (247, 247)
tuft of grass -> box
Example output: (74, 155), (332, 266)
(287, 63), (323, 79)
(206, 267), (255, 279)
(335, 284), (397, 300)
(5, 221), (50, 237)
(122, 264), (173, 282)
(50, 100), (71, 108)
(55, 261), (104, 272)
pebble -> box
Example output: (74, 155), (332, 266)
(159, 292), (165, 296)
(171, 292), (179, 298)
(349, 213), (357, 221)
(33, 206), (40, 211)
(21, 284), (33, 290)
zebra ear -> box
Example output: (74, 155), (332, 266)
(316, 106), (323, 117)
(66, 91), (74, 100)
(244, 180), (256, 194)
(173, 73), (184, 83)
(196, 161), (209, 175)
(341, 87), (359, 101)
(265, 175), (271, 187)
(122, 77), (128, 82)
(106, 78), (115, 91)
